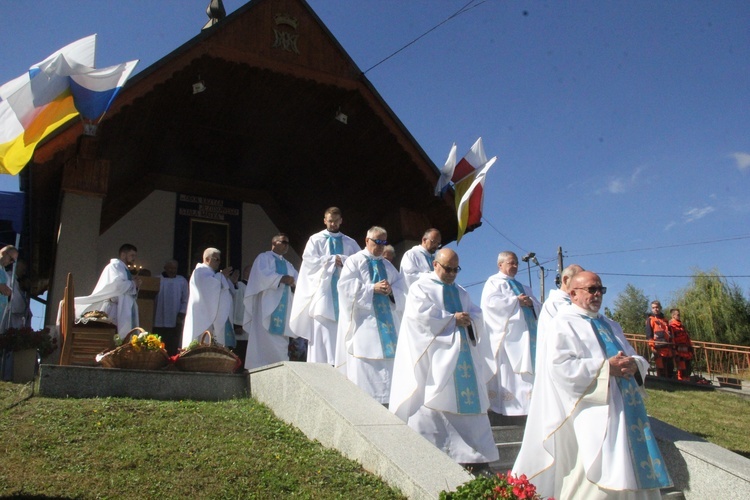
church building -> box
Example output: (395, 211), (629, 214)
(20, 0), (459, 326)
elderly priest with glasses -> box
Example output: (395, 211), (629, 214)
(512, 271), (671, 499)
(335, 226), (406, 404)
(390, 248), (498, 470)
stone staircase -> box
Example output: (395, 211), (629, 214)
(485, 411), (686, 499)
(487, 412), (526, 473)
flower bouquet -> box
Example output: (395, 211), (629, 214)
(1, 326), (58, 382)
(0, 326), (57, 358)
(97, 327), (169, 370)
(440, 470), (552, 500)
(174, 331), (242, 373)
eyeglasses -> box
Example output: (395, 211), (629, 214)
(276, 240), (290, 245)
(369, 238), (388, 246)
(435, 261), (461, 274)
(574, 286), (607, 295)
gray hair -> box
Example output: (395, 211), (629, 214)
(367, 226), (387, 239)
(497, 251), (517, 265)
(203, 247), (221, 261)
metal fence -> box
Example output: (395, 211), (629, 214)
(624, 333), (750, 383)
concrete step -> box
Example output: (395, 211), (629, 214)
(661, 488), (686, 499)
(487, 412), (528, 474)
(488, 411), (527, 427)
(492, 424), (525, 443)
(490, 441), (522, 472)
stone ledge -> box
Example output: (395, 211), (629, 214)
(651, 417), (750, 499)
(249, 362), (472, 500)
(38, 364), (249, 401)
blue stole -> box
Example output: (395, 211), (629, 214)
(124, 265), (137, 328)
(366, 257), (397, 358)
(440, 281), (481, 414)
(506, 278), (538, 371)
(584, 315), (671, 490)
(268, 257), (290, 335)
(327, 234), (344, 321)
(224, 319), (236, 347)
(422, 250), (434, 269)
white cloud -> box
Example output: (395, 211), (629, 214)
(683, 206), (715, 222)
(664, 221), (676, 231)
(607, 179), (625, 193)
(603, 165), (645, 194)
(730, 152), (750, 171)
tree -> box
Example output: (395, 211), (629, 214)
(611, 283), (649, 334)
(670, 268), (750, 346)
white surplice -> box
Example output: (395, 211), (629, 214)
(535, 287), (570, 369)
(74, 259), (139, 338)
(243, 251), (298, 370)
(154, 274), (188, 328)
(512, 304), (661, 500)
(181, 263), (233, 347)
(389, 272), (498, 463)
(335, 249), (406, 403)
(481, 271), (541, 415)
(288, 229), (359, 364)
(399, 244), (434, 291)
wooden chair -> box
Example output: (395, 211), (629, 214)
(58, 273), (116, 366)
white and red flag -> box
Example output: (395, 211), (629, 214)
(435, 138), (497, 242)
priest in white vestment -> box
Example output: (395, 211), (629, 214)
(481, 251), (541, 415)
(535, 264), (584, 369)
(75, 244), (142, 339)
(181, 248), (234, 348)
(289, 207), (359, 364)
(390, 248), (498, 467)
(153, 259), (189, 355)
(399, 228), (441, 291)
(513, 271), (671, 499)
(335, 226), (406, 404)
(244, 234), (298, 370)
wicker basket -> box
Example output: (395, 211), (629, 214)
(98, 328), (170, 370)
(175, 331), (242, 373)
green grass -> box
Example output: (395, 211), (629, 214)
(0, 381), (405, 499)
(3, 378), (748, 498)
(644, 380), (750, 458)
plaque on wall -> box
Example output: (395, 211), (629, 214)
(174, 194), (242, 277)
(188, 219), (230, 271)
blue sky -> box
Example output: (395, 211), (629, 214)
(2, 0), (749, 324)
